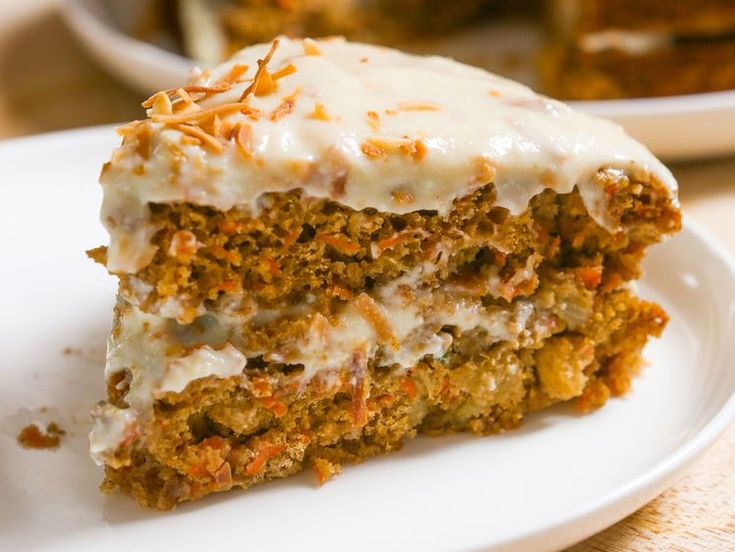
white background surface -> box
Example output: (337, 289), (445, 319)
(0, 127), (734, 551)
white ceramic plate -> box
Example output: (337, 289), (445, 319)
(59, 0), (735, 161)
(1, 126), (734, 552)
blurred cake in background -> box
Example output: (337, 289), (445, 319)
(156, 0), (735, 100)
(542, 0), (735, 99)
(169, 0), (493, 64)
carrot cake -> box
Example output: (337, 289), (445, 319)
(542, 0), (735, 99)
(88, 36), (681, 509)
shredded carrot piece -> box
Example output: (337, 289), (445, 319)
(218, 220), (242, 236)
(133, 122), (153, 160)
(316, 233), (361, 255)
(115, 120), (144, 137)
(255, 70), (275, 96)
(151, 102), (254, 125)
(392, 189), (415, 205)
(366, 110), (381, 131)
(141, 92), (164, 110)
(575, 266), (603, 289)
(250, 376), (272, 398)
(307, 102), (331, 121)
(474, 156), (497, 185)
(602, 272), (624, 293)
(209, 114), (224, 137)
(245, 442), (285, 476)
(240, 39), (280, 101)
(272, 63), (297, 81)
(283, 229), (301, 246)
(398, 101), (441, 111)
(399, 139), (427, 161)
(363, 137), (425, 160)
(302, 38), (321, 56)
(261, 397), (287, 417)
(242, 106), (263, 121)
(269, 88), (300, 122)
(218, 63), (250, 85)
(361, 141), (386, 159)
(172, 83), (231, 96)
(176, 124), (224, 153)
(171, 88), (200, 113)
(142, 82), (235, 109)
(354, 293), (399, 350)
(375, 230), (411, 255)
(401, 377), (417, 399)
(261, 255), (281, 276)
(330, 285), (353, 301)
(350, 347), (368, 427)
(145, 91), (173, 115)
(199, 436), (226, 450)
(211, 280), (239, 293)
(233, 122), (253, 158)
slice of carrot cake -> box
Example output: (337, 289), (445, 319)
(88, 36), (681, 509)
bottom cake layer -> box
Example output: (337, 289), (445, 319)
(97, 289), (666, 509)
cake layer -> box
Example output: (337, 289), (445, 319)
(97, 37), (676, 275)
(95, 251), (603, 430)
(94, 287), (666, 509)
(541, 34), (735, 100)
(92, 172), (679, 323)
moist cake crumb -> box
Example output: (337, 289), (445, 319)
(17, 422), (66, 450)
(313, 458), (343, 485)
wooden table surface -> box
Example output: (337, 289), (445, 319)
(2, 2), (733, 550)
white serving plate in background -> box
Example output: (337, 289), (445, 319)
(0, 126), (734, 551)
(59, 0), (735, 161)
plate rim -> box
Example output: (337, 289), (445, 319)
(489, 215), (735, 551)
(2, 126), (735, 551)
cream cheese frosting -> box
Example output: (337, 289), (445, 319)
(99, 36), (677, 273)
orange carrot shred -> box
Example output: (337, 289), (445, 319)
(272, 63), (298, 81)
(575, 266), (603, 290)
(240, 39), (280, 101)
(176, 124), (224, 153)
(316, 233), (360, 255)
(269, 88), (301, 122)
(245, 442), (285, 476)
(219, 63), (250, 85)
(401, 377), (417, 399)
(354, 293), (399, 350)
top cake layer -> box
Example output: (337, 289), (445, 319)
(100, 37), (676, 273)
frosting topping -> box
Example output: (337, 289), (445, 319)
(99, 37), (677, 273)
